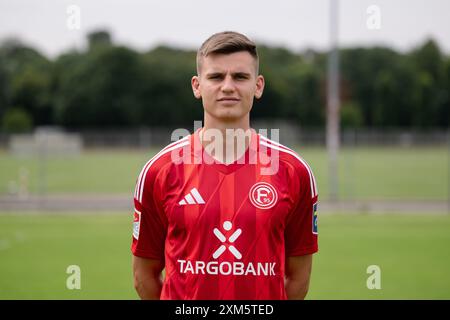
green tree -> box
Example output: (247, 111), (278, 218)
(1, 33), (448, 130)
(1, 107), (33, 133)
(88, 30), (112, 50)
(0, 39), (53, 126)
(340, 47), (402, 127)
(341, 101), (363, 129)
(55, 45), (145, 128)
(139, 46), (200, 127)
(410, 39), (447, 128)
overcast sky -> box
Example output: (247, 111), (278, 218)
(1, 0), (449, 58)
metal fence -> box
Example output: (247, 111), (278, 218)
(0, 123), (449, 149)
(0, 123), (448, 213)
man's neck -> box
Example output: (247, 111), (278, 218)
(200, 117), (252, 165)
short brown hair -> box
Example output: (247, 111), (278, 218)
(196, 31), (259, 74)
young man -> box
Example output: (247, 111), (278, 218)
(131, 31), (318, 300)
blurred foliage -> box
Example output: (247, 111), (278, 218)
(340, 101), (363, 129)
(0, 31), (448, 129)
(1, 107), (33, 133)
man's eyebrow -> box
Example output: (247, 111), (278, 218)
(206, 72), (225, 77)
(205, 71), (252, 77)
(232, 72), (251, 77)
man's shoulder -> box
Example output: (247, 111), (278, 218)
(258, 134), (318, 198)
(141, 135), (191, 171)
(134, 135), (191, 203)
(258, 134), (313, 173)
(135, 136), (190, 184)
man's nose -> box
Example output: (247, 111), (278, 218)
(221, 75), (235, 93)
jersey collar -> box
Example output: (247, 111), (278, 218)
(191, 127), (259, 175)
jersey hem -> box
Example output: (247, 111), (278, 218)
(131, 248), (164, 260)
(286, 244), (318, 257)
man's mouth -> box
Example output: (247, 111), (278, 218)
(217, 97), (240, 102)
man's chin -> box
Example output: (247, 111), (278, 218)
(215, 112), (244, 122)
(204, 107), (251, 123)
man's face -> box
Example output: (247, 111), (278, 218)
(192, 51), (264, 123)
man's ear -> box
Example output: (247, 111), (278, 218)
(191, 76), (201, 99)
(254, 75), (265, 99)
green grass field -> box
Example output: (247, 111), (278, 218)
(1, 212), (449, 299)
(0, 146), (448, 200)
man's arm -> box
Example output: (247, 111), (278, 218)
(285, 254), (313, 300)
(132, 255), (164, 300)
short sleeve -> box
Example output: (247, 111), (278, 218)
(284, 162), (318, 256)
(131, 162), (168, 260)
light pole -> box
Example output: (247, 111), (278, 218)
(327, 0), (340, 202)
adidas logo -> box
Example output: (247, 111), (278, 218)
(179, 188), (205, 205)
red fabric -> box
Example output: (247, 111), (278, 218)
(131, 129), (318, 300)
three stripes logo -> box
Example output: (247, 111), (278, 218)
(179, 188), (205, 205)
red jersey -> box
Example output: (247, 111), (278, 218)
(131, 129), (318, 300)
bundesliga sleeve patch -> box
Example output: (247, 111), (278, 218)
(312, 203), (318, 234)
(133, 210), (141, 240)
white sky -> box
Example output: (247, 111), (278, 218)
(1, 0), (449, 58)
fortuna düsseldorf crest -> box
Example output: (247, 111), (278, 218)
(249, 182), (278, 209)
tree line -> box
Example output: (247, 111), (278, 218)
(0, 30), (449, 132)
